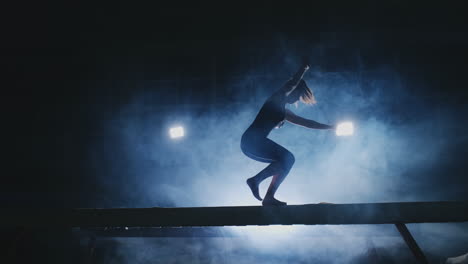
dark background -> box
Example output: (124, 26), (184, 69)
(2, 1), (468, 263)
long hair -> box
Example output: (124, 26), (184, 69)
(297, 79), (317, 105)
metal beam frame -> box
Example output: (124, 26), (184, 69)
(395, 223), (429, 264)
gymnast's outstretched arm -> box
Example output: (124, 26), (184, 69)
(285, 109), (334, 129)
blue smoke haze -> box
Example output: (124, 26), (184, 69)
(85, 54), (468, 262)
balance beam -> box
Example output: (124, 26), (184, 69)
(3, 201), (468, 228)
(4, 201), (467, 264)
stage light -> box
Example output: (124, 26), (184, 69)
(169, 126), (185, 139)
(336, 122), (354, 136)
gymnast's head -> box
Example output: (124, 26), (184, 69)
(286, 79), (317, 105)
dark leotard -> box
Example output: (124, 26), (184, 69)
(245, 91), (286, 137)
(241, 90), (294, 172)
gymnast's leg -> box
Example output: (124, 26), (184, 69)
(262, 150), (295, 206)
(241, 137), (294, 204)
(246, 162), (282, 201)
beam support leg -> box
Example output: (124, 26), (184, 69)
(395, 223), (428, 264)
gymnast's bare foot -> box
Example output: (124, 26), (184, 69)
(262, 196), (287, 206)
(247, 177), (262, 201)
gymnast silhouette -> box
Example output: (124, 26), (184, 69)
(241, 64), (335, 206)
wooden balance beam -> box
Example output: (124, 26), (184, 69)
(3, 201), (468, 227)
(3, 201), (468, 264)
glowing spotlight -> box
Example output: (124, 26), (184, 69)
(169, 126), (185, 139)
(336, 121), (354, 136)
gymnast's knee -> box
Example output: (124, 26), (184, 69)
(281, 152), (295, 172)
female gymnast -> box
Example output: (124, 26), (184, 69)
(241, 64), (335, 206)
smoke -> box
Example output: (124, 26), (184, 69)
(85, 56), (468, 262)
